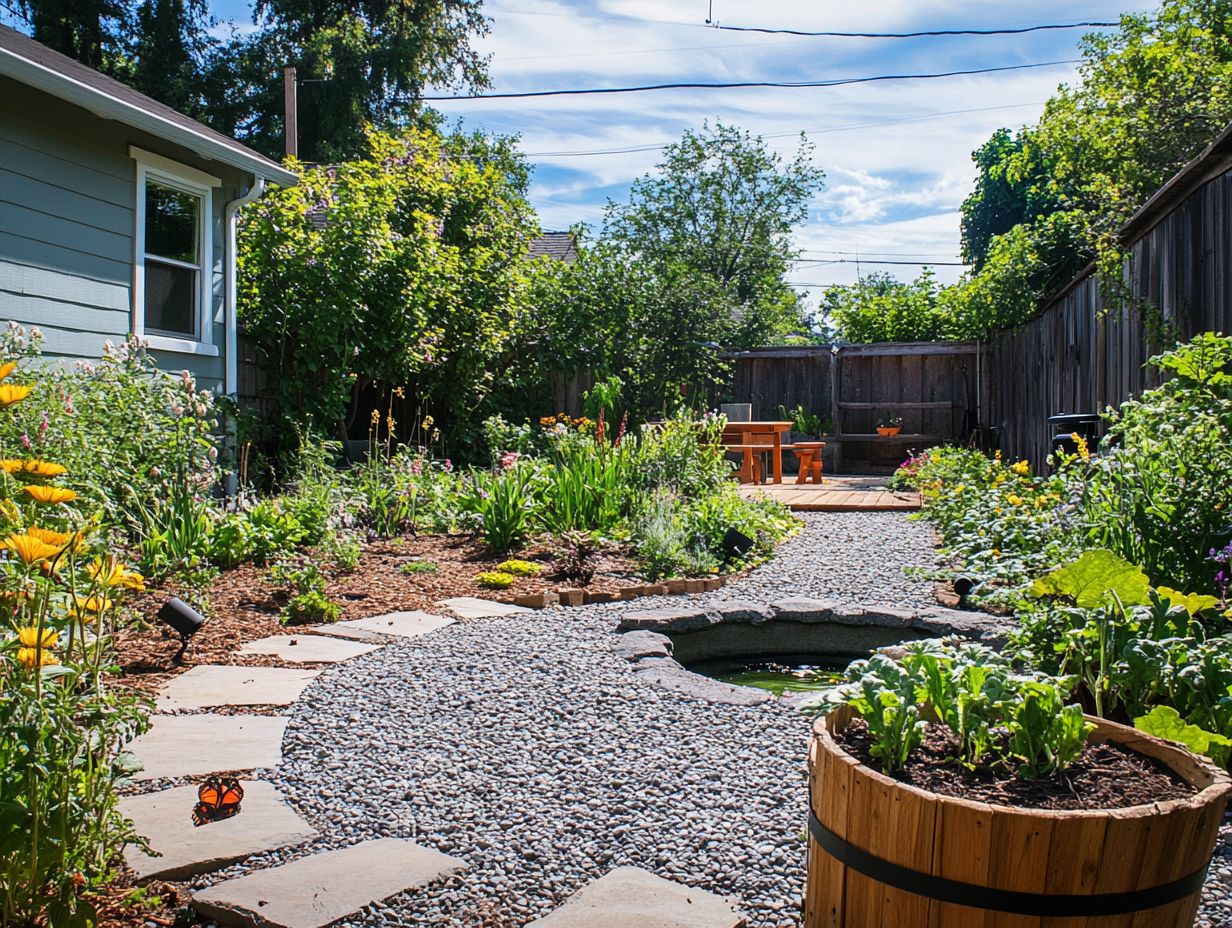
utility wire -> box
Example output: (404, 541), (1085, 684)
(708, 21), (1117, 38)
(425, 59), (1078, 101)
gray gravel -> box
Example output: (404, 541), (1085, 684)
(185, 511), (1232, 928)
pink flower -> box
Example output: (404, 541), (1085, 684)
(443, 458), (453, 473)
(499, 451), (520, 470)
(410, 458), (424, 476)
(20, 431), (30, 449)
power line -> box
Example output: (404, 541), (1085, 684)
(708, 21), (1117, 38)
(424, 59), (1078, 102)
(797, 259), (969, 267)
(524, 101), (1043, 158)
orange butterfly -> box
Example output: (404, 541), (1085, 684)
(192, 776), (244, 826)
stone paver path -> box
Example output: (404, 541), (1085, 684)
(130, 715), (289, 780)
(527, 867), (744, 927)
(156, 665), (321, 710)
(191, 838), (465, 928)
(438, 596), (532, 619)
(317, 610), (455, 640)
(121, 781), (317, 880)
(240, 634), (382, 664)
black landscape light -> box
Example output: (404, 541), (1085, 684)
(722, 528), (755, 561)
(158, 597), (206, 663)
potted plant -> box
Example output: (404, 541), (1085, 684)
(799, 642), (1230, 928)
(779, 404), (824, 442)
(877, 414), (902, 436)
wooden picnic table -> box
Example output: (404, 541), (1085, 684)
(721, 421), (792, 484)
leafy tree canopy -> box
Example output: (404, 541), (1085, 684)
(498, 124), (824, 422)
(238, 126), (538, 446)
(15, 0), (490, 160)
(603, 122), (824, 349)
(842, 0), (1232, 345)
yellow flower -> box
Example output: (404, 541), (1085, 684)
(1, 459), (68, 477)
(0, 500), (17, 522)
(22, 485), (78, 505)
(370, 409), (380, 426)
(954, 484), (966, 493)
(991, 473), (1006, 487)
(991, 548), (1001, 557)
(1006, 494), (1025, 507)
(16, 626), (58, 669)
(0, 362), (16, 382)
(994, 450), (1003, 464)
(70, 594), (114, 617)
(1011, 460), (1030, 475)
(3, 532), (64, 564)
(1071, 432), (1091, 463)
(87, 558), (145, 591)
(0, 384), (32, 407)
(1035, 495), (1050, 507)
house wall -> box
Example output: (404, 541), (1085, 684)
(0, 75), (253, 391)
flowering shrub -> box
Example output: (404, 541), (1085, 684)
(0, 354), (149, 925)
(0, 327), (217, 516)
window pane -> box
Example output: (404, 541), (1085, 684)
(145, 181), (199, 264)
(145, 259), (196, 336)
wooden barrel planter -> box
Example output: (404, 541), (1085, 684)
(806, 705), (1232, 928)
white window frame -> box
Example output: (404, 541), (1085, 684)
(131, 147), (221, 357)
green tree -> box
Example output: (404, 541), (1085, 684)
(238, 126), (538, 447)
(822, 270), (958, 344)
(205, 0), (490, 161)
(960, 0), (1232, 294)
(14, 0), (490, 162)
(603, 121), (824, 348)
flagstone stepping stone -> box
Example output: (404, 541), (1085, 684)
(315, 610), (455, 640)
(526, 867), (744, 928)
(120, 781), (317, 880)
(130, 715), (289, 780)
(438, 596), (532, 619)
(239, 634), (382, 664)
(156, 665), (321, 711)
(192, 838), (465, 928)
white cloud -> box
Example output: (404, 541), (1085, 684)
(428, 0), (1160, 299)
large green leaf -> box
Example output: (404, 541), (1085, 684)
(1030, 549), (1150, 608)
(1155, 586), (1221, 617)
(1134, 706), (1232, 766)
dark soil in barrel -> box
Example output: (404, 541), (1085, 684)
(835, 719), (1198, 810)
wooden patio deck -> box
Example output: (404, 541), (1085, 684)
(737, 475), (920, 512)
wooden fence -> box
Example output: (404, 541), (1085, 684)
(724, 341), (983, 471)
(985, 131), (1232, 465)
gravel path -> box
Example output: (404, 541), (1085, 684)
(188, 511), (1232, 928)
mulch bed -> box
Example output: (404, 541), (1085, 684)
(835, 718), (1196, 810)
(113, 532), (646, 693)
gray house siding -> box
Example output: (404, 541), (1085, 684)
(0, 75), (253, 390)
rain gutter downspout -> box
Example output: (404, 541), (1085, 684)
(223, 174), (265, 398)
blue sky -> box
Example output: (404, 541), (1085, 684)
(209, 0), (1156, 296)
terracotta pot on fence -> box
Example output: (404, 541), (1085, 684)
(805, 705), (1232, 928)
(876, 426), (901, 436)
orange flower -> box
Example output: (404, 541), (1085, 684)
(22, 485), (78, 505)
(0, 362), (15, 382)
(3, 532), (64, 564)
(26, 526), (72, 548)
(1, 459), (68, 477)
(0, 384), (32, 407)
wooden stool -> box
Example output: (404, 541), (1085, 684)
(790, 442), (826, 484)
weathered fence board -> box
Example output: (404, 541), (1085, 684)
(985, 153), (1232, 466)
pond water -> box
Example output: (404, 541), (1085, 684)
(685, 654), (854, 696)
